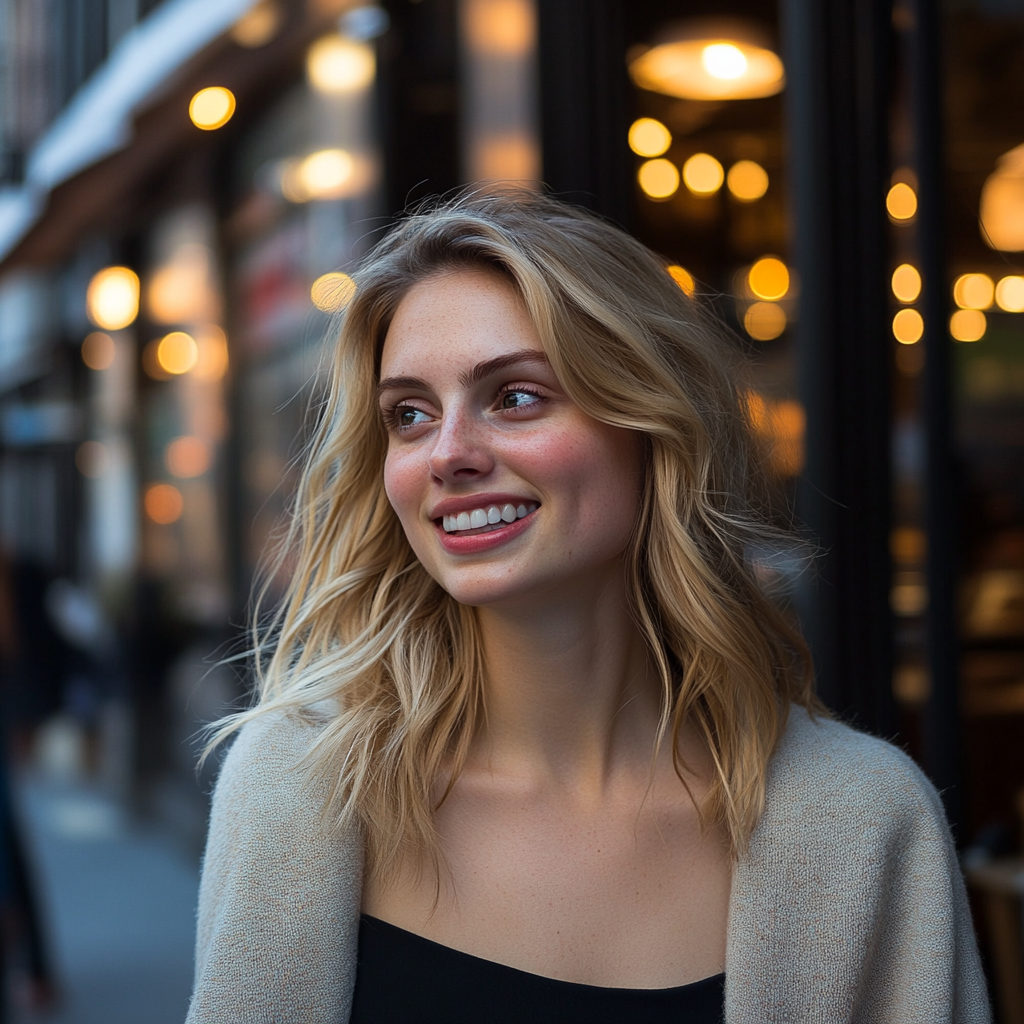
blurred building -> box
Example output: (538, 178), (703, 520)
(0, 0), (1022, 1009)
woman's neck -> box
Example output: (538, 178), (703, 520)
(470, 573), (665, 796)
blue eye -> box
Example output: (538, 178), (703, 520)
(498, 388), (542, 409)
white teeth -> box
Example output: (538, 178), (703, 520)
(441, 502), (538, 532)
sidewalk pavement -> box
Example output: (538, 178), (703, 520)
(13, 778), (199, 1024)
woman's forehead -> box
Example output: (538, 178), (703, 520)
(379, 268), (542, 379)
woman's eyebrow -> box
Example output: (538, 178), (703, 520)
(458, 350), (549, 387)
(376, 350), (550, 399)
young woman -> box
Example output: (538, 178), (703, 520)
(187, 192), (990, 1023)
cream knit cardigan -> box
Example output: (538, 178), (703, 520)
(186, 705), (992, 1023)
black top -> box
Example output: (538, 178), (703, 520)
(350, 914), (725, 1024)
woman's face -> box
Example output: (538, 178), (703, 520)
(378, 267), (642, 609)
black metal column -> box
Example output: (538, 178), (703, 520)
(909, 0), (961, 830)
(781, 0), (896, 735)
(536, 0), (631, 227)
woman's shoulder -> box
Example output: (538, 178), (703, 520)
(215, 702), (335, 787)
(763, 703), (949, 842)
(189, 703), (363, 1024)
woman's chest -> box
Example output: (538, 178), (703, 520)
(363, 793), (731, 989)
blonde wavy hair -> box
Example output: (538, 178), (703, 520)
(215, 190), (817, 876)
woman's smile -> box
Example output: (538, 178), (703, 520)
(378, 267), (643, 608)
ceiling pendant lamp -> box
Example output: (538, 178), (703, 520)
(980, 143), (1024, 252)
(629, 18), (785, 101)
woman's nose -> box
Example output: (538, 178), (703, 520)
(427, 410), (495, 482)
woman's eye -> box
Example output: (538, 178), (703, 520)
(394, 405), (430, 429)
(498, 388), (542, 410)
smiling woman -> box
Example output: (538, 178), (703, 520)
(186, 192), (989, 1024)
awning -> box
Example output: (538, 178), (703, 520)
(0, 0), (260, 265)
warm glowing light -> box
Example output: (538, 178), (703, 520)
(891, 264), (921, 303)
(307, 35), (375, 94)
(667, 265), (695, 296)
(886, 182), (917, 221)
(473, 134), (540, 182)
(637, 158), (680, 200)
(311, 272), (357, 312)
(189, 87), (236, 130)
(726, 160), (768, 201)
(463, 0), (535, 56)
(682, 153), (724, 195)
(748, 257), (789, 301)
(193, 326), (230, 381)
(628, 118), (671, 158)
(744, 391), (804, 475)
(282, 149), (367, 202)
(629, 31), (785, 101)
(75, 441), (108, 478)
(953, 273), (994, 310)
(893, 308), (924, 344)
(701, 42), (747, 79)
(230, 0), (281, 47)
(950, 308), (986, 342)
(995, 275), (1024, 312)
(145, 483), (184, 524)
(891, 527), (926, 565)
(86, 266), (139, 330)
(81, 332), (115, 370)
(166, 436), (212, 478)
(980, 143), (1024, 251)
(147, 243), (218, 324)
(744, 301), (787, 340)
(156, 332), (199, 375)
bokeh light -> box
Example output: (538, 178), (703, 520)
(193, 326), (230, 381)
(145, 483), (184, 524)
(682, 153), (724, 195)
(886, 182), (917, 221)
(995, 275), (1024, 312)
(744, 301), (787, 340)
(156, 332), (199, 375)
(891, 264), (921, 303)
(282, 149), (361, 202)
(307, 35), (375, 94)
(189, 87), (236, 130)
(748, 257), (789, 301)
(950, 308), (986, 342)
(726, 160), (768, 201)
(701, 42), (747, 79)
(311, 272), (357, 312)
(637, 159), (679, 200)
(166, 436), (211, 478)
(953, 273), (994, 310)
(667, 265), (695, 296)
(628, 118), (671, 158)
(892, 308), (924, 344)
(86, 266), (139, 330)
(230, 0), (281, 47)
(81, 332), (115, 370)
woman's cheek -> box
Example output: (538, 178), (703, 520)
(383, 449), (422, 530)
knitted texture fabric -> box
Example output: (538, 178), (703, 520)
(186, 706), (992, 1023)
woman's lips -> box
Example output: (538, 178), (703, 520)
(434, 506), (538, 552)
